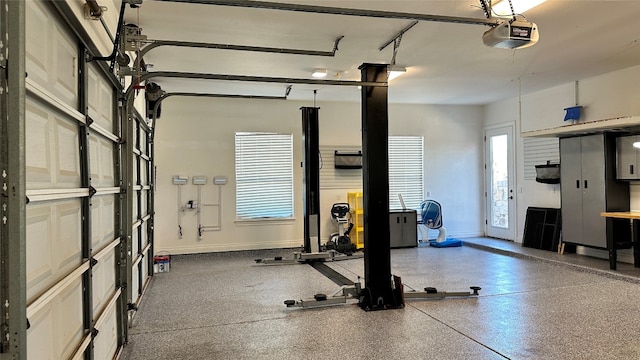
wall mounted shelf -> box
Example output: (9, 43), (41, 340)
(521, 115), (640, 138)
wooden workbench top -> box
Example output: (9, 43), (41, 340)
(601, 211), (640, 219)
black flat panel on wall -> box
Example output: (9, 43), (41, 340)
(523, 207), (561, 252)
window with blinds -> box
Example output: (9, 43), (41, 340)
(388, 136), (424, 210)
(235, 132), (294, 220)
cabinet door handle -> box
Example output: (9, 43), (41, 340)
(576, 180), (580, 188)
(584, 180), (588, 189)
(403, 216), (407, 224)
(631, 164), (634, 175)
(396, 217), (400, 224)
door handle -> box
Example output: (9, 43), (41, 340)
(576, 180), (580, 188)
(509, 196), (513, 199)
(584, 180), (588, 189)
(631, 164), (634, 175)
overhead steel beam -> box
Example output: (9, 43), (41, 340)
(157, 0), (499, 26)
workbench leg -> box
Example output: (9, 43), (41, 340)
(633, 219), (640, 268)
(606, 218), (617, 270)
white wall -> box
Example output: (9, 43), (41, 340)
(154, 97), (484, 254)
(485, 64), (640, 259)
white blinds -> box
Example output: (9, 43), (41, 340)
(388, 136), (424, 210)
(235, 133), (294, 219)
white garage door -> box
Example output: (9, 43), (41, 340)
(25, 2), (123, 358)
(130, 117), (153, 308)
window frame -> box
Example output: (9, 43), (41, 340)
(388, 135), (424, 211)
(234, 132), (295, 221)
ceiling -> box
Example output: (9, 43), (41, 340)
(122, 0), (640, 105)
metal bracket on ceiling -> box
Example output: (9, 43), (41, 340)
(378, 21), (418, 68)
(118, 67), (147, 77)
(83, 0), (108, 20)
(124, 24), (147, 52)
(378, 21), (418, 52)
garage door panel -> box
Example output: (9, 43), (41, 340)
(54, 116), (81, 185)
(87, 64), (114, 132)
(132, 190), (139, 222)
(133, 153), (139, 185)
(26, 204), (54, 302)
(54, 25), (78, 104)
(141, 251), (149, 288)
(26, 99), (53, 187)
(140, 130), (148, 155)
(57, 279), (84, 360)
(56, 201), (83, 270)
(140, 158), (148, 186)
(26, 98), (81, 189)
(94, 306), (118, 360)
(141, 220), (148, 249)
(26, 303), (54, 360)
(91, 195), (116, 251)
(100, 137), (115, 186)
(25, 1), (51, 85)
(132, 228), (139, 258)
(27, 278), (84, 360)
(92, 249), (116, 318)
(26, 0), (78, 107)
(131, 264), (140, 305)
(26, 199), (82, 303)
(141, 190), (148, 218)
(89, 133), (116, 188)
(89, 134), (100, 183)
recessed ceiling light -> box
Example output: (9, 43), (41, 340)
(312, 69), (327, 78)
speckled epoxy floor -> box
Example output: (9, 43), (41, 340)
(120, 239), (640, 359)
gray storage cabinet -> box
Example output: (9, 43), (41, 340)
(389, 210), (418, 248)
(560, 134), (629, 248)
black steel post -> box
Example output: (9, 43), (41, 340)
(358, 63), (402, 310)
(301, 107), (321, 253)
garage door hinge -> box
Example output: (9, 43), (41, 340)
(0, 60), (7, 81)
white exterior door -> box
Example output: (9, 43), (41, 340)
(484, 124), (516, 240)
